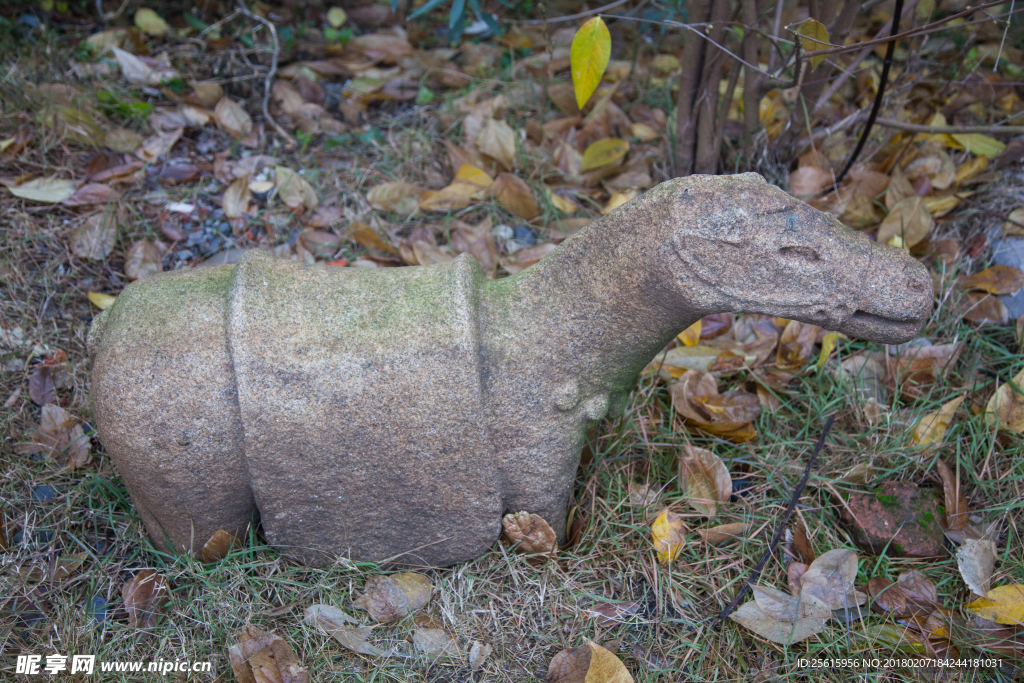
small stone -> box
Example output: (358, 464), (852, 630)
(991, 238), (1024, 318)
(32, 485), (57, 502)
(841, 482), (946, 558)
(513, 225), (536, 245)
(86, 596), (108, 625)
(187, 231), (206, 247)
(174, 249), (194, 261)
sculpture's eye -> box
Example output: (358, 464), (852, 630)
(779, 246), (821, 262)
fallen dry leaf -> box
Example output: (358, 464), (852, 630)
(502, 511), (557, 554)
(789, 164), (832, 198)
(966, 585), (1024, 625)
(601, 189), (638, 215)
(274, 166), (318, 211)
(866, 572), (937, 619)
(223, 175), (252, 219)
(627, 481), (659, 507)
(16, 403), (90, 469)
(936, 458), (969, 531)
(677, 320), (701, 346)
(792, 520), (815, 565)
(413, 626), (459, 658)
(6, 177), (78, 203)
(957, 538), (997, 598)
(588, 601), (641, 627)
(491, 173), (538, 220)
(124, 240), (165, 281)
(62, 182), (113, 207)
(913, 394), (965, 446)
(134, 8), (169, 36)
(698, 522), (750, 544)
(476, 118), (516, 170)
(88, 291), (117, 310)
(123, 569), (169, 629)
(961, 292), (1009, 325)
(112, 46), (180, 85)
(984, 365), (1024, 432)
(670, 370), (760, 442)
(958, 265), (1024, 296)
(580, 137), (629, 172)
(547, 640), (633, 683)
(368, 181), (423, 214)
(304, 604), (395, 657)
(71, 209), (119, 260)
(201, 529), (242, 563)
(798, 548), (862, 613)
(877, 196), (933, 248)
(890, 342), (964, 400)
(214, 97), (253, 139)
(137, 128), (183, 162)
(650, 508), (685, 564)
(469, 640), (492, 670)
(776, 320), (821, 370)
(728, 600), (827, 645)
(228, 626), (310, 683)
(353, 572), (431, 623)
(677, 445), (730, 517)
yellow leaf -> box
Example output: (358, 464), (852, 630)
(913, 394), (966, 445)
(580, 137), (630, 172)
(417, 182), (478, 213)
(327, 7), (347, 28)
(134, 8), (169, 36)
(816, 332), (844, 369)
(601, 189), (637, 215)
(7, 177), (78, 204)
(966, 585), (1024, 625)
(650, 509), (685, 564)
(954, 155), (988, 185)
(570, 17), (612, 109)
(88, 291), (117, 310)
(952, 134), (1006, 157)
(877, 196), (934, 248)
(454, 164), (493, 189)
(349, 222), (398, 256)
(585, 641), (634, 683)
(677, 320), (701, 346)
(798, 19), (830, 70)
(546, 188), (578, 214)
(0, 137), (14, 153)
(984, 365), (1024, 433)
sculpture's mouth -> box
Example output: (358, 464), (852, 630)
(834, 240), (933, 345)
(838, 309), (925, 343)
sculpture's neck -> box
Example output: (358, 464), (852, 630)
(479, 200), (708, 396)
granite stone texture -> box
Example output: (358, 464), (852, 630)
(90, 174), (933, 566)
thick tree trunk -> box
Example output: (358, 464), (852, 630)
(675, 0), (732, 176)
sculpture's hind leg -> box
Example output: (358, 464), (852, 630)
(90, 266), (256, 557)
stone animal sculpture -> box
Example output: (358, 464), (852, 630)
(89, 174), (932, 567)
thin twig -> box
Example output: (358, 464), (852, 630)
(814, 0), (920, 113)
(236, 2), (295, 146)
(803, 0), (1010, 58)
(713, 415), (836, 629)
(953, 193), (1024, 230)
(873, 117), (1024, 135)
(96, 0), (130, 23)
(835, 0), (905, 184)
(519, 0), (632, 24)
